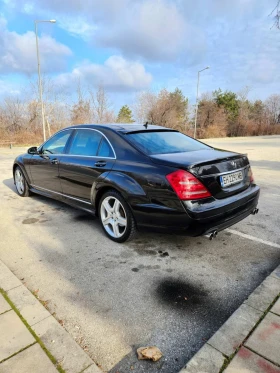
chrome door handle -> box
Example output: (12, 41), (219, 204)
(95, 161), (106, 167)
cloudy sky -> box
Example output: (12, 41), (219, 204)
(0, 0), (279, 110)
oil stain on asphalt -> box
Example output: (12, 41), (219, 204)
(156, 278), (208, 310)
(22, 218), (39, 224)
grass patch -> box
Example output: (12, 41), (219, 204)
(0, 287), (66, 373)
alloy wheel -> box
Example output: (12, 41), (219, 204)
(100, 196), (127, 238)
(15, 169), (25, 195)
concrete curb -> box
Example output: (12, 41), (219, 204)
(179, 264), (280, 373)
(0, 260), (102, 373)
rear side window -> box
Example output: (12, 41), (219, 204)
(127, 131), (210, 155)
(98, 138), (114, 158)
(68, 129), (102, 156)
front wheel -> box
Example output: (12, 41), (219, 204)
(99, 190), (137, 243)
(14, 166), (30, 197)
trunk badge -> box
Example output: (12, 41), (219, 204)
(231, 161), (237, 167)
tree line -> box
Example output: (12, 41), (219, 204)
(0, 78), (279, 144)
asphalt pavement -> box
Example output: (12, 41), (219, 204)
(0, 135), (279, 373)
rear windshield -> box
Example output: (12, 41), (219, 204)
(127, 131), (210, 155)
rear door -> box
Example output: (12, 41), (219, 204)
(29, 129), (73, 193)
(59, 129), (116, 202)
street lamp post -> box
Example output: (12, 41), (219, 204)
(34, 20), (56, 142)
(194, 66), (210, 139)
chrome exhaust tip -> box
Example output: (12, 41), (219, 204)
(251, 208), (259, 215)
(204, 230), (218, 240)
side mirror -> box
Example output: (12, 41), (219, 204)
(28, 146), (38, 155)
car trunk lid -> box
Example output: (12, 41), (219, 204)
(150, 149), (251, 199)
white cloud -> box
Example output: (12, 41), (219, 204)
(0, 16), (72, 74)
(0, 79), (21, 100)
(6, 0), (130, 40)
(5, 0), (190, 62)
(1, 0), (280, 101)
(58, 16), (97, 40)
(99, 0), (187, 61)
(55, 55), (152, 92)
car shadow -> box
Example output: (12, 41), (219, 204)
(3, 177), (88, 215)
(3, 177), (16, 192)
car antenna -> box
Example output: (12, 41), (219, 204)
(144, 122), (148, 129)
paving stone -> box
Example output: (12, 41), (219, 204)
(207, 304), (262, 357)
(0, 310), (35, 361)
(245, 312), (280, 366)
(33, 315), (97, 373)
(0, 343), (58, 373)
(83, 363), (104, 373)
(244, 276), (280, 312)
(7, 285), (50, 326)
(224, 346), (280, 373)
(179, 343), (225, 373)
(0, 294), (11, 314)
(271, 298), (280, 316)
(0, 262), (22, 292)
(271, 265), (280, 280)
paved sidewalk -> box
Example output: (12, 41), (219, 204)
(180, 264), (280, 373)
(0, 260), (102, 373)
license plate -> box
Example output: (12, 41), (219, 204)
(220, 171), (243, 188)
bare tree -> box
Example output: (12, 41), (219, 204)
(265, 94), (280, 125)
(270, 1), (280, 29)
(133, 91), (157, 123)
(133, 88), (188, 131)
(88, 85), (115, 123)
(1, 97), (25, 133)
(71, 79), (91, 124)
(27, 75), (71, 134)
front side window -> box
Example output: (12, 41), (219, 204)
(127, 131), (210, 155)
(68, 129), (102, 156)
(41, 130), (72, 155)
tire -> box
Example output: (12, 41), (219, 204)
(98, 189), (137, 243)
(14, 166), (30, 197)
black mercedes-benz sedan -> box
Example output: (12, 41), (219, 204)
(13, 124), (260, 242)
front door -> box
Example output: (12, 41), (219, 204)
(59, 129), (116, 202)
(29, 129), (73, 193)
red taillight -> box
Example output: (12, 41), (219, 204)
(166, 170), (211, 200)
(248, 168), (254, 183)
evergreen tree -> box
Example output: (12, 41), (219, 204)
(213, 89), (239, 120)
(169, 88), (188, 125)
(117, 105), (134, 123)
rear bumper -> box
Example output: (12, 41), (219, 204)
(134, 184), (260, 236)
(182, 184), (260, 236)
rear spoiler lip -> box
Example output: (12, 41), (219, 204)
(188, 153), (248, 170)
(149, 152), (248, 172)
(120, 129), (179, 135)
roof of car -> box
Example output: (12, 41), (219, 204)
(68, 123), (175, 134)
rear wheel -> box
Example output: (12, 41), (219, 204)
(14, 166), (30, 197)
(99, 190), (137, 243)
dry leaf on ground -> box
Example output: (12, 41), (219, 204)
(137, 346), (163, 362)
